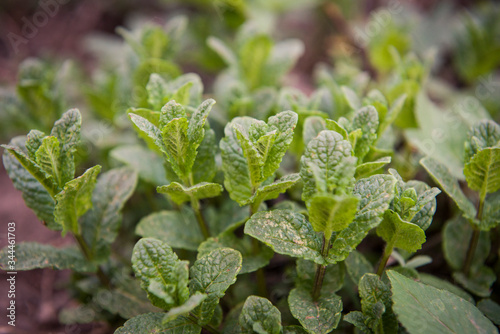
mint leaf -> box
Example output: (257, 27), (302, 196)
(307, 194), (359, 240)
(115, 313), (200, 334)
(132, 238), (189, 310)
(136, 209), (204, 251)
(245, 210), (325, 265)
(190, 248), (242, 325)
(420, 157), (476, 220)
(239, 34), (272, 90)
(160, 100), (186, 128)
(355, 156), (391, 179)
(345, 250), (373, 284)
(288, 288), (342, 334)
(388, 270), (497, 334)
(239, 296), (281, 334)
(377, 210), (426, 253)
(163, 293), (207, 323)
(300, 130), (354, 201)
(0, 242), (95, 272)
(54, 165), (101, 236)
(465, 120), (500, 162)
(187, 98), (216, 148)
(157, 182), (223, 205)
(328, 174), (396, 263)
(249, 173), (300, 206)
(129, 113), (166, 153)
(35, 136), (62, 187)
(80, 167), (138, 260)
(295, 259), (344, 294)
(192, 129), (217, 184)
(162, 117), (191, 179)
(350, 106), (379, 161)
(464, 148), (500, 202)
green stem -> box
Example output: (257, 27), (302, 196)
(376, 239), (395, 277)
(188, 313), (220, 334)
(191, 197), (210, 239)
(312, 235), (330, 301)
(463, 198), (484, 275)
(74, 234), (111, 288)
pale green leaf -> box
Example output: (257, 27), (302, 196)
(157, 182), (223, 205)
(465, 120), (500, 162)
(147, 73), (168, 110)
(160, 100), (186, 129)
(35, 136), (62, 187)
(249, 173), (300, 206)
(377, 210), (426, 253)
(303, 116), (326, 148)
(240, 34), (272, 89)
(80, 167), (138, 260)
(341, 86), (361, 110)
(131, 238), (189, 310)
(245, 210), (325, 265)
(350, 106), (379, 161)
(136, 209), (204, 251)
(129, 113), (166, 153)
(325, 119), (348, 139)
(355, 156), (391, 179)
(464, 148), (500, 201)
(54, 165), (101, 236)
(300, 130), (353, 201)
(0, 242), (95, 272)
(420, 157), (476, 219)
(162, 117), (191, 179)
(192, 128), (217, 184)
(307, 194), (359, 240)
(190, 248), (242, 325)
(388, 270), (498, 334)
(187, 98), (215, 147)
(207, 36), (237, 68)
(163, 293), (207, 323)
(26, 129), (45, 160)
(288, 288), (342, 334)
(240, 296), (281, 334)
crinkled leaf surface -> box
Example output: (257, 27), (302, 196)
(377, 210), (426, 253)
(464, 148), (500, 201)
(288, 288), (342, 334)
(157, 182), (223, 205)
(245, 210), (325, 265)
(350, 106), (379, 161)
(129, 113), (166, 154)
(465, 120), (500, 162)
(239, 296), (282, 334)
(54, 165), (101, 236)
(115, 313), (200, 334)
(248, 173), (300, 206)
(190, 248), (242, 325)
(388, 270), (497, 334)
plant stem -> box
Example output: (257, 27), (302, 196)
(191, 197), (210, 239)
(463, 198), (484, 276)
(312, 235), (330, 301)
(74, 234), (111, 288)
(376, 239), (395, 277)
(188, 313), (220, 334)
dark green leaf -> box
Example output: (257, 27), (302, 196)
(239, 296), (281, 334)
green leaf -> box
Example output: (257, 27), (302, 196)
(477, 299), (500, 326)
(35, 136), (62, 187)
(198, 232), (273, 275)
(190, 248), (242, 325)
(164, 293), (207, 323)
(240, 296), (281, 334)
(192, 128), (217, 184)
(443, 216), (490, 273)
(162, 117), (191, 180)
(264, 111), (298, 179)
(80, 167), (138, 260)
(0, 242), (95, 272)
(157, 182), (223, 205)
(288, 288), (342, 334)
(388, 270), (498, 334)
(234, 123), (267, 187)
(187, 99), (215, 147)
(26, 129), (46, 160)
(325, 119), (348, 139)
(355, 156), (391, 179)
(249, 173), (300, 206)
(377, 210), (426, 253)
(129, 113), (166, 153)
(295, 259), (344, 294)
(464, 148), (500, 201)
(160, 100), (186, 129)
(147, 73), (168, 110)
(303, 116), (326, 148)
(345, 250), (373, 284)
(132, 238), (189, 310)
(465, 120), (500, 162)
(50, 108), (81, 185)
(115, 313), (200, 334)
(240, 34), (272, 89)
(350, 106), (379, 161)
(343, 311), (371, 333)
(341, 86), (361, 111)
(245, 210), (325, 265)
(2, 143), (59, 198)
(220, 117), (258, 204)
(300, 130), (354, 201)
(420, 157), (476, 219)
(307, 194), (359, 240)
(2, 138), (57, 229)
(136, 209), (204, 251)
(328, 174), (396, 263)
(110, 145), (168, 185)
(54, 165), (101, 236)
(418, 273), (474, 303)
(207, 36), (237, 68)
(453, 267), (496, 298)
